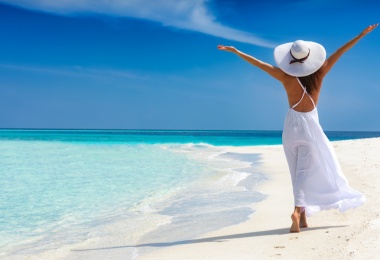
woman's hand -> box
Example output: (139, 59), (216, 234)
(217, 45), (237, 53)
(359, 23), (378, 37)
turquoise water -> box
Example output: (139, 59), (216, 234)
(0, 140), (216, 256)
(0, 129), (284, 145)
(1, 129), (379, 258)
(1, 129), (380, 145)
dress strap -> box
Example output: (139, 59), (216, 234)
(291, 88), (306, 109)
(292, 78), (316, 109)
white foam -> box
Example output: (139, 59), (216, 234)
(219, 171), (251, 186)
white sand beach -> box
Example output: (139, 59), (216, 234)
(140, 137), (380, 259)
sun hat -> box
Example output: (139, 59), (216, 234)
(274, 40), (326, 77)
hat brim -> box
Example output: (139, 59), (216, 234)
(274, 41), (326, 77)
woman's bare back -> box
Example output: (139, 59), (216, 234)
(282, 75), (322, 112)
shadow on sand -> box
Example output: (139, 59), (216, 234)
(72, 225), (347, 252)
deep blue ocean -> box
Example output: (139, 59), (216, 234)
(1, 129), (379, 258)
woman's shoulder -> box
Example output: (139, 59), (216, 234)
(281, 75), (298, 89)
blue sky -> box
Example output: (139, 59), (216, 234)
(0, 0), (379, 130)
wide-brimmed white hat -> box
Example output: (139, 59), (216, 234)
(274, 40), (326, 77)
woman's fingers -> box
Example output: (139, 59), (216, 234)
(360, 23), (378, 36)
(217, 45), (236, 52)
(366, 23), (378, 33)
(367, 24), (377, 32)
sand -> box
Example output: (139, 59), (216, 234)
(140, 137), (380, 259)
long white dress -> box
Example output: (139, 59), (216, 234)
(282, 78), (366, 216)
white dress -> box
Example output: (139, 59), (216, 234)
(282, 78), (366, 216)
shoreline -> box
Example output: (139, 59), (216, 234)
(140, 137), (380, 259)
(3, 137), (379, 259)
(13, 142), (268, 260)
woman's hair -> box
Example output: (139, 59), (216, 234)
(298, 69), (321, 95)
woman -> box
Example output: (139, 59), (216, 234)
(218, 24), (378, 233)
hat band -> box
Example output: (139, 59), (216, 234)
(289, 49), (310, 64)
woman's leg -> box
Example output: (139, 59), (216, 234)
(290, 206), (308, 232)
(283, 139), (306, 232)
(290, 206), (302, 233)
(300, 207), (308, 228)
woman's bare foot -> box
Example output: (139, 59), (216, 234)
(300, 210), (308, 228)
(290, 212), (300, 233)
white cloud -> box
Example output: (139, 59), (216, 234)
(0, 0), (275, 47)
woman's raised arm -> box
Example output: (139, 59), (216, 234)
(217, 45), (287, 82)
(320, 23), (378, 78)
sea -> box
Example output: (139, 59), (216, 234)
(1, 129), (380, 259)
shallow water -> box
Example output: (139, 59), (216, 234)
(0, 141), (265, 258)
